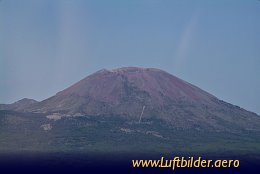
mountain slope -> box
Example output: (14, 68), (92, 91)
(18, 67), (260, 131)
(0, 67), (260, 162)
(0, 98), (38, 111)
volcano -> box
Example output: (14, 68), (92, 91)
(9, 67), (259, 131)
(1, 67), (260, 164)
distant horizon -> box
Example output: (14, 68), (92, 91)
(1, 0), (260, 114)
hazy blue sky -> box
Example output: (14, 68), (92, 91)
(1, 0), (260, 114)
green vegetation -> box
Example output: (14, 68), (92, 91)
(0, 110), (260, 160)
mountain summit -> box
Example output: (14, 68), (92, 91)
(20, 67), (259, 131)
(1, 67), (260, 158)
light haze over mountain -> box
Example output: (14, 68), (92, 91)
(0, 0), (260, 114)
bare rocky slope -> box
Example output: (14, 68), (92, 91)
(8, 67), (259, 131)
